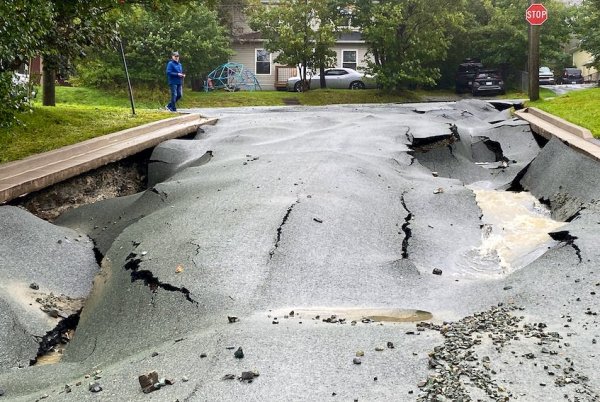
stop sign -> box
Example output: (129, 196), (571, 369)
(526, 3), (548, 25)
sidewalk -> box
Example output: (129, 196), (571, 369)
(0, 113), (217, 204)
(514, 107), (600, 163)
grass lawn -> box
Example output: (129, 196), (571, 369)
(528, 87), (600, 138)
(0, 104), (169, 163)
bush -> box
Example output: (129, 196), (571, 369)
(0, 72), (35, 127)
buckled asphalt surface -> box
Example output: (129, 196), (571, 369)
(0, 100), (598, 401)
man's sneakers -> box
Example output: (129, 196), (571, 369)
(165, 105), (177, 113)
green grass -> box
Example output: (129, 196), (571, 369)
(499, 87), (556, 100)
(0, 104), (170, 163)
(528, 87), (600, 138)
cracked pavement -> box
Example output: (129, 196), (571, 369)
(0, 100), (598, 401)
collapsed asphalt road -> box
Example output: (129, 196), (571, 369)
(0, 100), (598, 401)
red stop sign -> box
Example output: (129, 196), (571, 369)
(526, 3), (548, 25)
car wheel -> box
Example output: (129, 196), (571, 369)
(294, 81), (304, 92)
(349, 81), (365, 90)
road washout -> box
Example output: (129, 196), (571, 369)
(0, 100), (598, 401)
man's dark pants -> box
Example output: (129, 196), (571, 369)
(167, 84), (182, 111)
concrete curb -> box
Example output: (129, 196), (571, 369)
(519, 107), (593, 139)
(0, 113), (218, 204)
(514, 107), (600, 163)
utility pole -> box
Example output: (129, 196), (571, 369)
(526, 2), (548, 101)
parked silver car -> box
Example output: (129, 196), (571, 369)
(538, 66), (555, 85)
(287, 68), (376, 91)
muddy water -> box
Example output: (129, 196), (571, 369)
(270, 308), (433, 323)
(462, 186), (565, 275)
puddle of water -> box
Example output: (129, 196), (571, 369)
(465, 186), (565, 274)
(270, 307), (432, 323)
(35, 349), (63, 366)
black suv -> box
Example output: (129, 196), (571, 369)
(455, 58), (484, 93)
(558, 68), (584, 84)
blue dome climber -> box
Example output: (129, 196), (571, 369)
(204, 62), (262, 92)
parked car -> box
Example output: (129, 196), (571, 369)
(558, 68), (584, 84)
(455, 58), (484, 93)
(538, 66), (555, 85)
(471, 69), (505, 96)
(287, 68), (376, 91)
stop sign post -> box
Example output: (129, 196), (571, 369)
(527, 2), (547, 101)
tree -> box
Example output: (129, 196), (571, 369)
(40, 0), (125, 106)
(0, 0), (53, 72)
(575, 0), (600, 71)
(351, 0), (466, 90)
(249, 0), (345, 90)
(468, 0), (573, 81)
(0, 0), (53, 126)
(438, 0), (574, 88)
(74, 2), (231, 91)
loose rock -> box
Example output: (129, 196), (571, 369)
(234, 347), (244, 359)
(139, 371), (159, 393)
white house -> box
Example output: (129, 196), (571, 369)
(225, 2), (371, 90)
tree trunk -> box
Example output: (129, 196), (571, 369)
(42, 65), (56, 106)
(319, 65), (326, 89)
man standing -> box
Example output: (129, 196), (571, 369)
(166, 51), (185, 112)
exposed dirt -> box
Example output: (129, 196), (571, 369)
(10, 150), (151, 221)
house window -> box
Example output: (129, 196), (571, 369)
(339, 7), (354, 28)
(342, 51), (357, 70)
(256, 49), (271, 75)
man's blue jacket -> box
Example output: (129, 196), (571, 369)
(166, 60), (183, 85)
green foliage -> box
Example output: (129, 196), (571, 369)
(0, 72), (34, 127)
(352, 0), (465, 90)
(40, 1), (122, 74)
(575, 0), (600, 70)
(249, 0), (346, 89)
(442, 0), (574, 86)
(0, 0), (53, 72)
(74, 2), (231, 88)
(0, 0), (52, 125)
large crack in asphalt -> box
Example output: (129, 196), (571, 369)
(400, 194), (413, 259)
(269, 200), (299, 260)
(549, 230), (583, 264)
(124, 252), (199, 306)
(30, 311), (81, 366)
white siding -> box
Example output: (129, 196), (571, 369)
(231, 43), (285, 90)
(231, 42), (373, 90)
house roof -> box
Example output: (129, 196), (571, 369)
(233, 31), (364, 44)
(337, 31), (364, 43)
(233, 32), (264, 43)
